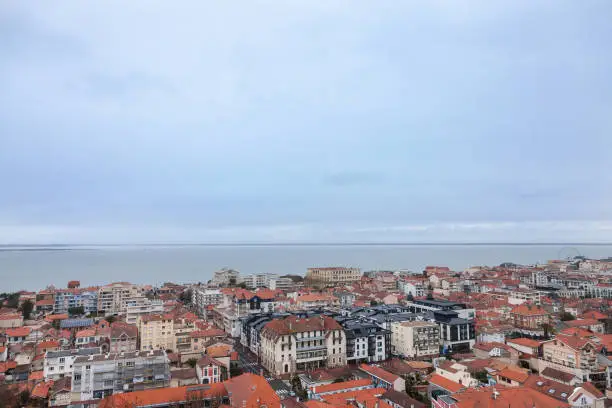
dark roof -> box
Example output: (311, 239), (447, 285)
(60, 318), (94, 329)
(170, 368), (197, 380)
(382, 389), (426, 408)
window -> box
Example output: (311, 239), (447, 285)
(126, 361), (135, 367)
(59, 357), (65, 363)
(86, 365), (91, 370)
(49, 367), (54, 371)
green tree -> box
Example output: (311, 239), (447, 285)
(560, 312), (575, 321)
(105, 315), (116, 325)
(186, 358), (198, 368)
(370, 300), (379, 306)
(474, 370), (488, 384)
(20, 299), (34, 320)
(5, 293), (20, 309)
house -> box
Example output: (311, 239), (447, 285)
(506, 337), (542, 358)
(196, 355), (225, 384)
(473, 342), (519, 363)
(564, 319), (605, 334)
(540, 334), (599, 381)
(170, 368), (199, 387)
(494, 367), (529, 387)
(0, 313), (24, 329)
(568, 382), (606, 408)
(435, 361), (478, 388)
(382, 389), (426, 408)
(510, 305), (550, 336)
(310, 379), (373, 400)
(428, 374), (465, 401)
(109, 322), (138, 353)
(431, 387), (569, 408)
(359, 364), (405, 392)
(5, 327), (31, 344)
(49, 377), (72, 407)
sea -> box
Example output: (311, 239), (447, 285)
(1, 244), (611, 292)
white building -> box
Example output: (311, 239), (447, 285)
(125, 298), (164, 325)
(212, 268), (241, 287)
(305, 267), (362, 285)
(191, 287), (223, 316)
(391, 321), (440, 359)
(44, 348), (101, 380)
(97, 282), (146, 315)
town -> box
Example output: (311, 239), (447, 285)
(0, 258), (611, 408)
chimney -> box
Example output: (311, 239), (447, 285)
(492, 390), (499, 400)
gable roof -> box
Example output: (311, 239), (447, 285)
(314, 379), (372, 394)
(452, 387), (569, 408)
(428, 374), (464, 393)
(223, 373), (280, 408)
(359, 364), (400, 384)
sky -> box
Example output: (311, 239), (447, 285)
(1, 1), (612, 244)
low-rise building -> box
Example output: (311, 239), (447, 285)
(71, 350), (170, 401)
(391, 321), (439, 359)
(109, 322), (138, 354)
(196, 355), (225, 384)
(0, 313), (24, 329)
(44, 347), (101, 380)
(510, 304), (550, 336)
(359, 363), (405, 392)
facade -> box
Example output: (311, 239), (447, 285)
(433, 311), (476, 352)
(192, 287), (223, 316)
(510, 305), (550, 335)
(391, 321), (440, 359)
(359, 364), (406, 392)
(44, 347), (101, 380)
(508, 290), (541, 305)
(241, 273), (278, 289)
(341, 319), (391, 363)
(138, 314), (195, 352)
(212, 268), (241, 287)
(260, 315), (347, 376)
(196, 355), (225, 384)
(97, 282), (146, 315)
(109, 323), (138, 354)
(71, 350), (170, 401)
(125, 298), (164, 325)
(540, 335), (599, 381)
(0, 313), (24, 329)
(306, 267), (362, 284)
(54, 288), (98, 315)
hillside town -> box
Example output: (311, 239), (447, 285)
(0, 258), (611, 407)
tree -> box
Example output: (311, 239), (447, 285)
(179, 289), (193, 305)
(20, 299), (34, 320)
(186, 358), (198, 368)
(474, 370), (489, 384)
(5, 293), (20, 309)
(370, 300), (379, 306)
(105, 315), (116, 325)
(68, 306), (85, 316)
(406, 293), (415, 302)
(560, 312), (575, 321)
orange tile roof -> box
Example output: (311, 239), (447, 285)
(0, 313), (22, 320)
(35, 299), (54, 306)
(224, 373), (281, 408)
(496, 368), (529, 383)
(29, 371), (44, 381)
(262, 315), (341, 338)
(452, 387), (569, 408)
(565, 319), (601, 327)
(0, 361), (17, 373)
(207, 345), (232, 358)
(31, 380), (53, 399)
(322, 388), (386, 405)
(428, 374), (464, 393)
(5, 327), (31, 337)
(314, 379), (372, 394)
(506, 338), (541, 348)
(99, 383), (227, 407)
(510, 305), (549, 316)
(359, 364), (400, 384)
(36, 340), (60, 350)
(580, 310), (608, 320)
(46, 314), (69, 321)
(190, 328), (226, 338)
(76, 329), (96, 338)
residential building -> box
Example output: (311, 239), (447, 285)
(191, 287), (223, 316)
(212, 268), (241, 287)
(44, 347), (101, 380)
(359, 364), (405, 392)
(241, 273), (279, 289)
(54, 288), (99, 315)
(508, 289), (541, 305)
(433, 310), (476, 353)
(267, 277), (294, 291)
(5, 327), (31, 344)
(97, 282), (146, 315)
(340, 319), (391, 362)
(506, 337), (542, 357)
(109, 322), (138, 353)
(540, 334), (600, 382)
(71, 350), (170, 401)
(391, 321), (440, 359)
(125, 298), (164, 325)
(0, 313), (24, 329)
(260, 315), (347, 376)
(510, 305), (550, 336)
(138, 313), (195, 352)
(431, 387), (569, 408)
(406, 299), (476, 320)
(196, 355), (225, 384)
(435, 361), (478, 388)
(306, 267), (362, 285)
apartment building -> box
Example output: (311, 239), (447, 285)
(125, 298), (164, 325)
(212, 268), (241, 287)
(191, 287), (223, 316)
(306, 267), (362, 284)
(71, 350), (170, 401)
(540, 334), (600, 382)
(54, 288), (99, 315)
(510, 305), (550, 336)
(97, 282), (146, 315)
(44, 348), (101, 380)
(508, 289), (542, 305)
(434, 310), (476, 353)
(109, 323), (138, 354)
(338, 318), (390, 363)
(260, 315), (347, 376)
(391, 321), (440, 359)
(138, 314), (195, 352)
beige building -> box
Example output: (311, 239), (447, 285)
(391, 321), (439, 359)
(260, 315), (346, 376)
(97, 282), (146, 315)
(540, 334), (599, 381)
(138, 314), (196, 352)
(305, 267), (361, 284)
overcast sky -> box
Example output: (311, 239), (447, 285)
(1, 1), (612, 244)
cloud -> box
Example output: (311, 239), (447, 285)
(0, 1), (611, 243)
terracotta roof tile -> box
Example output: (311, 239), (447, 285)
(359, 364), (400, 384)
(428, 374), (464, 393)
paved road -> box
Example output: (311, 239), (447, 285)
(235, 342), (275, 382)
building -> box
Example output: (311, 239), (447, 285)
(54, 288), (98, 315)
(109, 322), (138, 354)
(433, 310), (476, 353)
(196, 355), (225, 384)
(138, 313), (195, 352)
(508, 289), (541, 305)
(44, 347), (101, 380)
(125, 298), (164, 325)
(97, 282), (146, 315)
(435, 361), (479, 388)
(431, 387), (569, 408)
(5, 327), (31, 344)
(306, 267), (362, 285)
(241, 273), (279, 289)
(359, 364), (405, 392)
(510, 305), (550, 336)
(391, 321), (440, 359)
(71, 350), (170, 401)
(341, 319), (391, 362)
(192, 287), (223, 316)
(267, 277), (294, 291)
(540, 334), (600, 382)
(212, 268), (241, 287)
(260, 315), (347, 376)
(0, 313), (24, 329)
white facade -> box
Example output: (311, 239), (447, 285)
(44, 348), (101, 380)
(125, 298), (164, 325)
(391, 321), (439, 358)
(97, 283), (146, 315)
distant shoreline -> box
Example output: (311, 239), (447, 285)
(1, 242), (612, 252)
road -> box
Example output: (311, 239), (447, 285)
(235, 342), (275, 382)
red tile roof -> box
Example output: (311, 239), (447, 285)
(31, 380), (53, 399)
(428, 374), (464, 393)
(5, 327), (31, 337)
(262, 315), (341, 338)
(496, 368), (529, 383)
(506, 338), (541, 348)
(313, 379), (372, 394)
(100, 383), (228, 407)
(452, 387), (569, 408)
(359, 364), (400, 384)
(510, 305), (549, 316)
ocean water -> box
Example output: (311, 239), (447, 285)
(1, 244), (611, 292)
